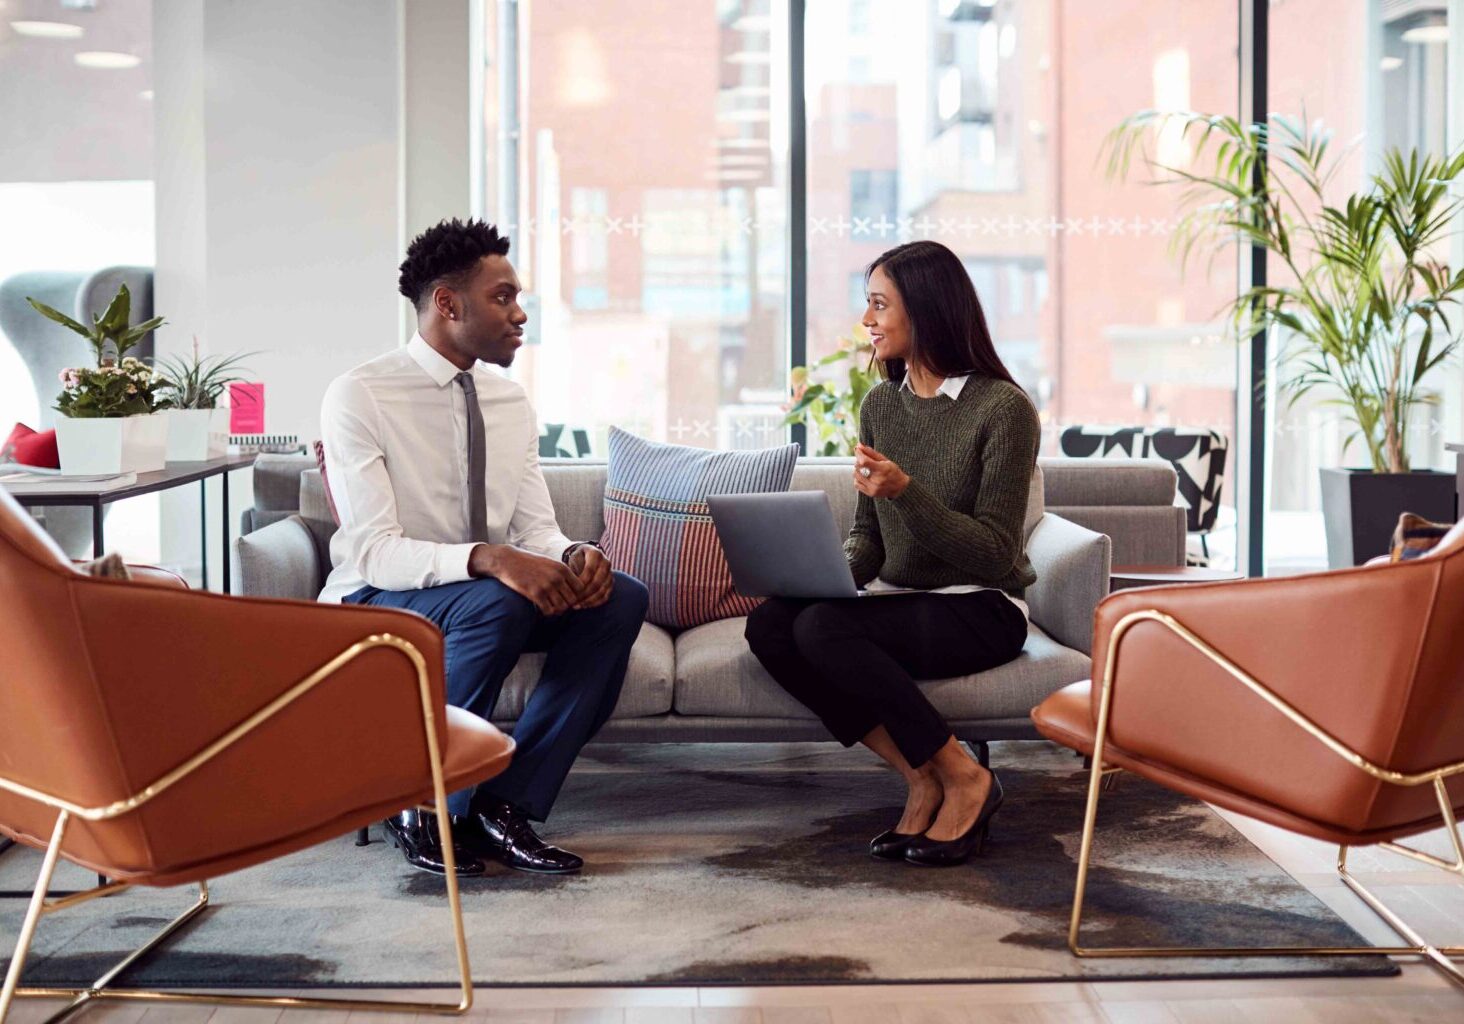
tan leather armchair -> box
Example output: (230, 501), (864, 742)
(0, 487), (514, 1020)
(1032, 523), (1464, 985)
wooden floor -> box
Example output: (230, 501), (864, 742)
(6, 811), (1463, 1023)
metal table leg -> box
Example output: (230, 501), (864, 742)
(222, 470), (231, 594)
(199, 479), (208, 590)
(91, 503), (104, 559)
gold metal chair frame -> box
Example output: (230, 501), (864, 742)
(1070, 608), (1464, 986)
(0, 633), (477, 1024)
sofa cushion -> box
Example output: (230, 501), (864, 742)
(673, 615), (1090, 721)
(599, 428), (799, 630)
(493, 621), (675, 721)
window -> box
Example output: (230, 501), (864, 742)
(0, 0), (158, 561)
(479, 0), (1454, 578)
(848, 168), (898, 224)
(1264, 0), (1458, 574)
(482, 0), (789, 453)
(808, 0), (1240, 568)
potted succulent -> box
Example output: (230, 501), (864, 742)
(28, 284), (169, 475)
(783, 327), (880, 456)
(153, 339), (255, 461)
(1105, 113), (1464, 565)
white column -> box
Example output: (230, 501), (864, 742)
(154, 1), (482, 588)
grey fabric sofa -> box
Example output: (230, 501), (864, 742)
(236, 456), (1184, 744)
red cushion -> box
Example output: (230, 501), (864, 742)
(312, 439), (341, 525)
(3, 423), (60, 469)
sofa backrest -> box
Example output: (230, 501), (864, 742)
(282, 455), (1178, 577)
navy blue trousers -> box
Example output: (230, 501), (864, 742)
(347, 571), (648, 820)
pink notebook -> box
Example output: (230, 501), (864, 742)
(230, 382), (265, 434)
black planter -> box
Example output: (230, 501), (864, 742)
(1319, 468), (1458, 568)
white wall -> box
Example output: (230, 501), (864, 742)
(152, 0), (472, 587)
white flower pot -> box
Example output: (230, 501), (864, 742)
(55, 413), (169, 476)
(165, 408), (226, 462)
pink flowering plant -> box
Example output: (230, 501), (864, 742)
(27, 284), (168, 418)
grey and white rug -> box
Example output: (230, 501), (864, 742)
(0, 742), (1394, 986)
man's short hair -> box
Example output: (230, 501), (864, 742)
(398, 218), (511, 311)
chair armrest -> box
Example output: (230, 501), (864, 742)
(67, 579), (452, 847)
(1090, 560), (1447, 828)
(234, 514), (327, 599)
(1025, 513), (1110, 653)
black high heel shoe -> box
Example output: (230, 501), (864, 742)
(869, 828), (923, 860)
(902, 771), (1004, 867)
(870, 800), (942, 860)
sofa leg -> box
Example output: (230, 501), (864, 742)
(967, 741), (990, 770)
(355, 827), (371, 847)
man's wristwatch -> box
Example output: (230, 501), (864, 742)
(562, 540), (603, 565)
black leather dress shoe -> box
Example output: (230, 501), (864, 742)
(869, 828), (924, 860)
(462, 800), (584, 875)
(903, 771), (1005, 867)
(383, 810), (487, 877)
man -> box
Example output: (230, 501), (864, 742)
(319, 217), (648, 877)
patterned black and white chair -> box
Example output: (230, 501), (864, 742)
(1060, 425), (1229, 564)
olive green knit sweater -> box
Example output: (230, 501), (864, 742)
(843, 376), (1041, 597)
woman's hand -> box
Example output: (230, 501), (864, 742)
(853, 443), (911, 499)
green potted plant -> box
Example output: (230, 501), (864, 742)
(784, 326), (881, 456)
(153, 339), (255, 462)
(28, 284), (169, 475)
(1104, 113), (1464, 565)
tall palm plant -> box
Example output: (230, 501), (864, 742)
(1104, 112), (1464, 473)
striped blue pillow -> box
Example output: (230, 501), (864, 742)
(599, 427), (799, 629)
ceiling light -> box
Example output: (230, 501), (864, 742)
(724, 84), (771, 97)
(10, 20), (84, 38)
(717, 153), (769, 166)
(139, 89), (154, 100)
(1380, 55), (1404, 71)
(707, 170), (763, 182)
(717, 138), (771, 148)
(726, 51), (771, 65)
(75, 51), (142, 69)
(1401, 24), (1450, 45)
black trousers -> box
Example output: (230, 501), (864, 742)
(744, 590), (1028, 769)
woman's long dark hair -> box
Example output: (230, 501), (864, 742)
(866, 240), (1018, 389)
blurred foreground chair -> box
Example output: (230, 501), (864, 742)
(0, 487), (513, 1022)
(1032, 523), (1464, 985)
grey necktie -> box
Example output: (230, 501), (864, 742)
(456, 372), (490, 543)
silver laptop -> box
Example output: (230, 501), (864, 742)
(707, 491), (920, 599)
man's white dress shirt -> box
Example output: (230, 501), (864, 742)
(863, 373), (1028, 619)
(317, 333), (573, 604)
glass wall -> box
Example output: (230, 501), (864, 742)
(0, 2), (157, 561)
(481, 0), (790, 456)
(0, 1), (155, 429)
(806, 0), (1240, 566)
(480, 0), (1457, 575)
(1265, 0), (1457, 574)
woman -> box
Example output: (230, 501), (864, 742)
(745, 240), (1038, 867)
